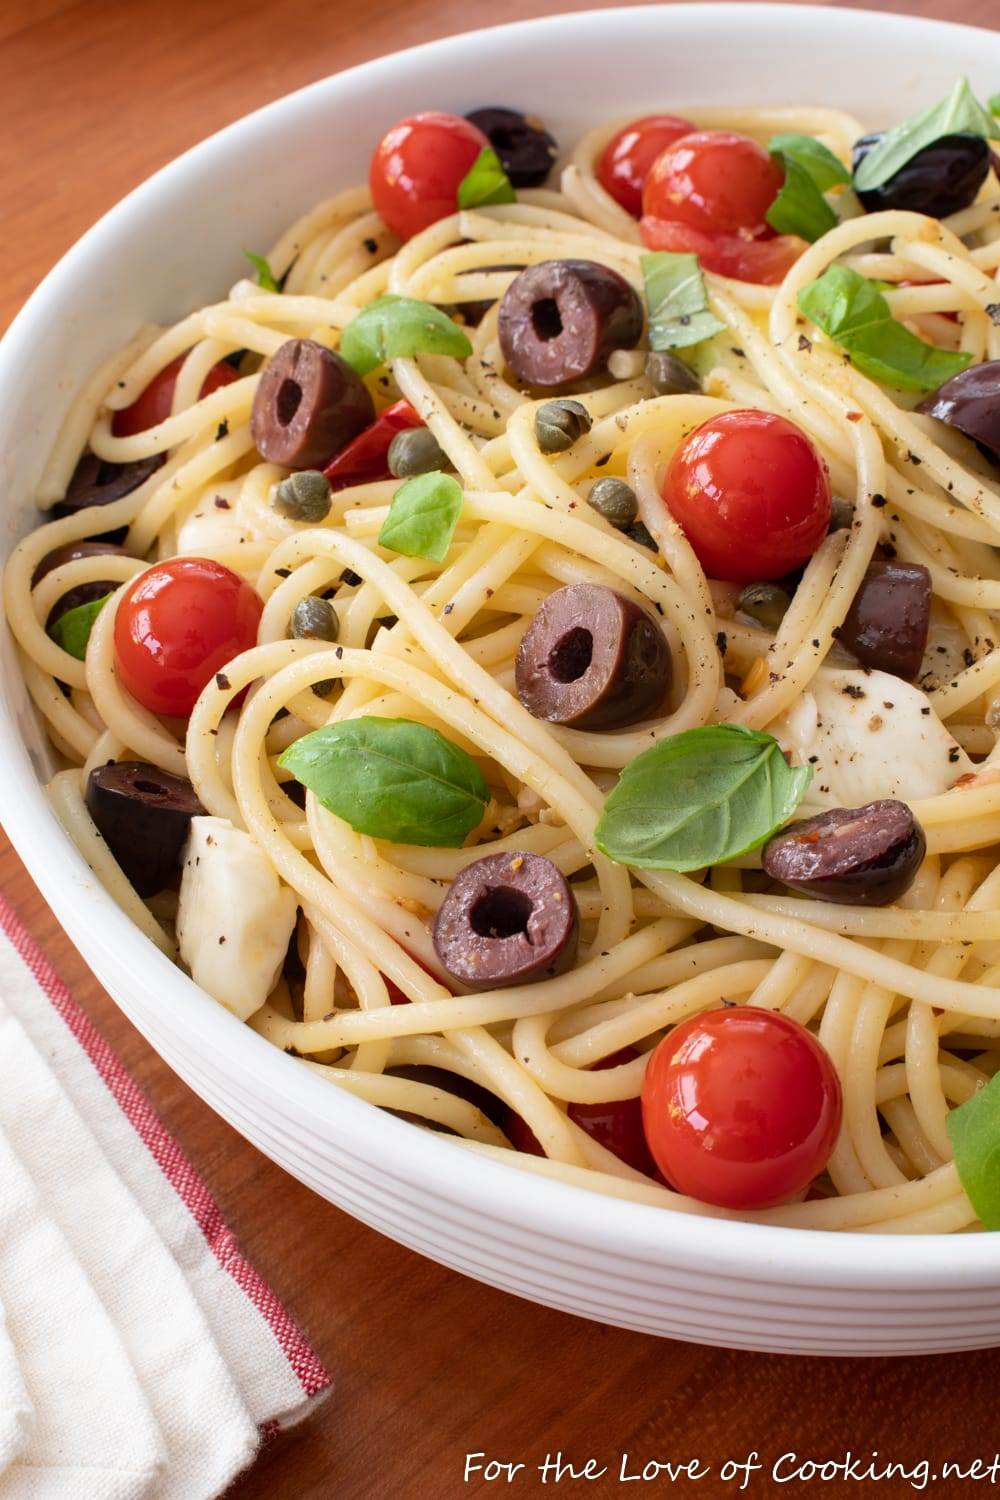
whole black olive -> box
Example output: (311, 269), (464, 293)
(852, 131), (991, 219)
(515, 582), (671, 730)
(837, 560), (930, 681)
(33, 541), (128, 629)
(85, 761), (204, 897)
(51, 453), (165, 542)
(917, 360), (1000, 465)
(498, 260), (643, 387)
(465, 107), (558, 188)
(432, 851), (579, 989)
(251, 338), (374, 469)
(762, 800), (926, 906)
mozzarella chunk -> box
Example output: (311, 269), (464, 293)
(177, 816), (297, 1021)
(770, 669), (971, 809)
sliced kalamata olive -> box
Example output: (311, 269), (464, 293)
(498, 260), (643, 387)
(32, 541), (127, 589)
(465, 107), (558, 188)
(432, 851), (579, 989)
(51, 453), (164, 528)
(762, 800), (926, 906)
(515, 582), (671, 729)
(251, 338), (374, 469)
(852, 131), (991, 218)
(917, 360), (1000, 465)
(838, 560), (931, 681)
(85, 761), (204, 897)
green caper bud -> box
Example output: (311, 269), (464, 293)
(624, 520), (657, 551)
(645, 351), (700, 396)
(290, 596), (339, 642)
(829, 496), (854, 533)
(737, 582), (793, 632)
(587, 477), (638, 528)
(388, 426), (450, 478)
(272, 469), (332, 523)
(535, 399), (592, 454)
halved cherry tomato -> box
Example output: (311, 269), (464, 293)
(642, 129), (783, 238)
(322, 399), (423, 491)
(112, 354), (239, 437)
(505, 1047), (659, 1177)
(639, 217), (803, 285)
(641, 1007), (842, 1209)
(662, 409), (831, 583)
(369, 112), (489, 241)
(114, 557), (262, 718)
(596, 114), (696, 218)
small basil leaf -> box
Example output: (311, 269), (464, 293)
(279, 717), (489, 847)
(47, 593), (113, 661)
(768, 133), (852, 193)
(990, 93), (1000, 117)
(457, 147), (516, 210)
(853, 78), (996, 193)
(946, 1073), (1000, 1229)
(797, 264), (972, 392)
(243, 250), (280, 293)
(339, 295), (473, 377)
(378, 471), (463, 563)
(766, 135), (849, 242)
(640, 252), (725, 352)
(594, 723), (812, 872)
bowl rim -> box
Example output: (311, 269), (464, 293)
(2, 1), (999, 1287)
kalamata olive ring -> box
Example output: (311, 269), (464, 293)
(33, 540), (129, 628)
(51, 452), (164, 523)
(432, 851), (579, 989)
(837, 560), (931, 681)
(498, 260), (643, 387)
(852, 131), (991, 219)
(918, 360), (1000, 467)
(465, 107), (558, 188)
(762, 800), (926, 906)
(251, 337), (374, 469)
(85, 761), (204, 897)
(515, 582), (671, 730)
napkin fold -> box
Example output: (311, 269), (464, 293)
(0, 896), (331, 1498)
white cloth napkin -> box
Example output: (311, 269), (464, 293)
(0, 897), (331, 1499)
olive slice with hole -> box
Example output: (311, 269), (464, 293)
(51, 453), (165, 541)
(762, 800), (925, 906)
(251, 337), (374, 469)
(917, 360), (1000, 467)
(515, 582), (671, 729)
(432, 851), (579, 989)
(837, 560), (931, 681)
(85, 761), (204, 897)
(498, 260), (643, 387)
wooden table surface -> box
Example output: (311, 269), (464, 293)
(4, 1), (1000, 1495)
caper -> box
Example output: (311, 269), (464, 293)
(535, 399), (592, 454)
(737, 582), (793, 632)
(829, 496), (854, 533)
(388, 426), (450, 478)
(645, 351), (700, 396)
(624, 520), (657, 551)
(587, 477), (638, 528)
(290, 596), (339, 642)
(272, 469), (332, 523)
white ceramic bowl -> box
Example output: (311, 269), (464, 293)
(3, 4), (999, 1356)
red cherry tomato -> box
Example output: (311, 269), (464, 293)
(596, 114), (696, 218)
(642, 1007), (842, 1209)
(369, 112), (489, 241)
(642, 129), (783, 238)
(112, 354), (239, 437)
(662, 409), (831, 583)
(639, 216), (802, 285)
(114, 558), (262, 718)
(322, 400), (422, 491)
(504, 1048), (660, 1178)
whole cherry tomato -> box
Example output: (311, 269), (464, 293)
(642, 129), (783, 238)
(504, 1048), (659, 1178)
(369, 112), (489, 241)
(114, 557), (262, 718)
(638, 217), (802, 285)
(112, 354), (239, 437)
(596, 114), (696, 217)
(322, 400), (423, 491)
(641, 1006), (842, 1209)
(662, 409), (831, 582)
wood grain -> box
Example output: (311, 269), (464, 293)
(2, 2), (999, 1495)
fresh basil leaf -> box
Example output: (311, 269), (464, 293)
(797, 264), (972, 392)
(279, 717), (489, 847)
(990, 93), (1000, 118)
(378, 471), (463, 563)
(853, 78), (996, 193)
(457, 147), (516, 210)
(594, 723), (812, 872)
(339, 295), (473, 377)
(766, 135), (850, 242)
(640, 252), (725, 352)
(244, 250), (280, 293)
(47, 593), (112, 661)
(947, 1073), (1000, 1229)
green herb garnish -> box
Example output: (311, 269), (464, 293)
(339, 295), (473, 377)
(766, 134), (850, 242)
(640, 252), (725, 352)
(853, 78), (996, 193)
(947, 1074), (1000, 1229)
(48, 593), (113, 661)
(378, 471), (463, 563)
(457, 147), (516, 210)
(244, 250), (280, 293)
